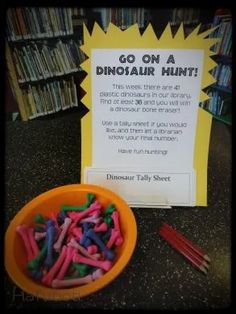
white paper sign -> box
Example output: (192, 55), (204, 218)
(88, 49), (204, 206)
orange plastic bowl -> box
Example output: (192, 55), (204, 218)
(4, 184), (137, 301)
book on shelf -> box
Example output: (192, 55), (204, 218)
(210, 9), (232, 57)
(212, 63), (231, 89)
(92, 8), (148, 31)
(200, 88), (231, 116)
(170, 8), (200, 25)
(199, 8), (232, 125)
(9, 39), (85, 84)
(72, 8), (87, 27)
(22, 77), (78, 119)
(6, 7), (74, 41)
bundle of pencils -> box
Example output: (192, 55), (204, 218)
(159, 223), (211, 274)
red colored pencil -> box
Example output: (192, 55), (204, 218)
(159, 227), (209, 274)
(159, 226), (210, 269)
(161, 223), (211, 263)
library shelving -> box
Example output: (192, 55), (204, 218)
(5, 7), (86, 121)
(199, 8), (232, 125)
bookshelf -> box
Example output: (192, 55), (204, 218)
(148, 8), (206, 38)
(5, 7), (87, 121)
(199, 9), (232, 125)
(90, 8), (150, 31)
